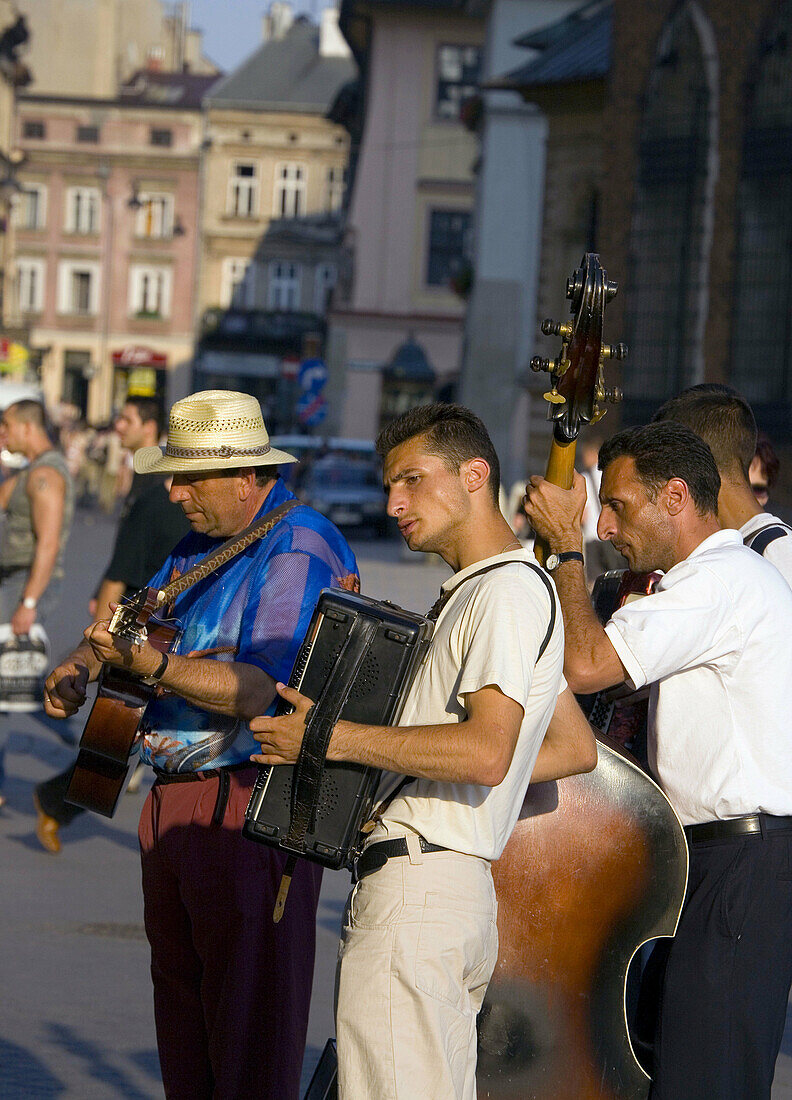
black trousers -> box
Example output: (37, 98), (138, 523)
(648, 828), (792, 1100)
(36, 765), (84, 826)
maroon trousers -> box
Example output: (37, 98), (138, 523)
(139, 765), (323, 1099)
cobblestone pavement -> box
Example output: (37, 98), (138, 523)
(1, 509), (790, 1097)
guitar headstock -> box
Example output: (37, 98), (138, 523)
(108, 586), (165, 647)
(531, 253), (626, 442)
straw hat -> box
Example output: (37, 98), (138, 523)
(133, 390), (298, 475)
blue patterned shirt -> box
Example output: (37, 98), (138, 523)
(138, 478), (359, 773)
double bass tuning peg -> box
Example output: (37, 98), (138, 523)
(602, 342), (628, 361)
(541, 318), (572, 339)
(530, 356), (553, 374)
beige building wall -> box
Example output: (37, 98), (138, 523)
(19, 0), (216, 99)
(328, 5), (483, 439)
(199, 106), (350, 313)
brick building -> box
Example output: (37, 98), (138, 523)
(601, 0), (792, 457)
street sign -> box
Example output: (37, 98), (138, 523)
(298, 357), (328, 393)
(297, 390), (327, 427)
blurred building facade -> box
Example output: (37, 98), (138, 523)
(326, 0), (485, 439)
(601, 0), (792, 448)
(14, 68), (218, 421)
(18, 0), (217, 99)
(195, 5), (355, 423)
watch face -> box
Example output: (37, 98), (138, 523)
(545, 554), (559, 571)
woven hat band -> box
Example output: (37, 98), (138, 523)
(165, 443), (272, 460)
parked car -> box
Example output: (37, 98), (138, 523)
(299, 456), (387, 535)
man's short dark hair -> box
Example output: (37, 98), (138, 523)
(125, 395), (164, 436)
(652, 384), (756, 479)
(598, 422), (720, 516)
(6, 399), (46, 430)
(376, 403), (501, 506)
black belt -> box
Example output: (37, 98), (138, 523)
(354, 837), (449, 880)
(152, 761), (254, 825)
(684, 813), (792, 846)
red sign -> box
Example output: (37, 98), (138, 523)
(112, 345), (168, 368)
(280, 355), (300, 380)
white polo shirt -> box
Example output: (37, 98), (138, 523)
(740, 512), (792, 587)
(376, 550), (565, 860)
(604, 528), (792, 826)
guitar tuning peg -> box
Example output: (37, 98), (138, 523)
(541, 319), (572, 338)
(602, 342), (628, 361)
(531, 356), (553, 373)
(543, 389), (565, 405)
(606, 280), (618, 302)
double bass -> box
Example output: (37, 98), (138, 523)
(476, 255), (688, 1099)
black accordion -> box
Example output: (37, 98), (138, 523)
(243, 589), (433, 870)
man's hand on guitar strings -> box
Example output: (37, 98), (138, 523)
(524, 471), (587, 551)
(83, 620), (161, 678)
(43, 660), (90, 718)
(250, 683), (315, 765)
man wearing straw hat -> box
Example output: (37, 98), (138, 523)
(44, 390), (359, 1100)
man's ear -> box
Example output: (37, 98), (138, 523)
(663, 476), (689, 516)
(462, 457), (491, 496)
(237, 467), (257, 500)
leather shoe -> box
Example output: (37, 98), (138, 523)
(33, 792), (61, 854)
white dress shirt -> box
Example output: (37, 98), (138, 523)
(604, 529), (792, 826)
(740, 512), (792, 587)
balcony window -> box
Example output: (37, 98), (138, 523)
(57, 261), (100, 315)
(15, 183), (47, 230)
(135, 192), (174, 239)
(65, 186), (101, 235)
(17, 258), (44, 313)
(435, 45), (481, 121)
(228, 162), (258, 218)
(274, 163), (306, 218)
(129, 265), (172, 318)
(268, 261), (301, 310)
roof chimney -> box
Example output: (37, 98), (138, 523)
(319, 6), (350, 58)
(262, 1), (294, 43)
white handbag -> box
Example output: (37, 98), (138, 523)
(0, 622), (50, 711)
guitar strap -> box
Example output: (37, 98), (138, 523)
(156, 499), (299, 609)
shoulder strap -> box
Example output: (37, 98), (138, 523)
(157, 498), (299, 606)
(429, 559), (557, 662)
(744, 523), (790, 558)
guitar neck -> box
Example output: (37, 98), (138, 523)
(534, 435), (578, 568)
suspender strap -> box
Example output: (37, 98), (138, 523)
(745, 524), (790, 557)
(428, 559), (557, 661)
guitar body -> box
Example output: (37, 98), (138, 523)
(478, 738), (688, 1100)
(66, 609), (179, 817)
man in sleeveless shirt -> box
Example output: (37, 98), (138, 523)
(0, 399), (74, 632)
(653, 383), (792, 584)
(251, 403), (598, 1099)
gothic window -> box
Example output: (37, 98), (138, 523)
(622, 2), (717, 422)
(731, 1), (792, 430)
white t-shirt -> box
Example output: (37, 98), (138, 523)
(740, 512), (792, 587)
(376, 550), (565, 860)
(604, 528), (792, 826)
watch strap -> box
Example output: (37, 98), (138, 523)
(142, 651), (169, 686)
(547, 551), (584, 570)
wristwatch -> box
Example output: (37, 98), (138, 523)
(21, 596), (37, 610)
(141, 651), (169, 687)
(545, 551), (584, 572)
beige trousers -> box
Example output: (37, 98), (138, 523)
(335, 846), (498, 1100)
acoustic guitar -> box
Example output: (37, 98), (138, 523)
(64, 499), (298, 818)
(476, 255), (688, 1100)
(64, 588), (180, 818)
